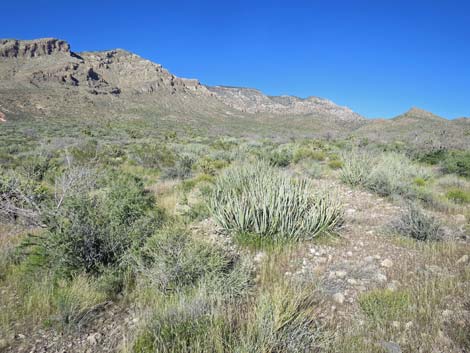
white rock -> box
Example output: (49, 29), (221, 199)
(336, 270), (347, 278)
(333, 293), (345, 304)
(456, 255), (469, 265)
(376, 273), (388, 283)
(253, 252), (266, 263)
(347, 278), (358, 285)
(392, 321), (400, 329)
(346, 251), (353, 257)
(381, 259), (394, 268)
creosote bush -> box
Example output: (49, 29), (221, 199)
(209, 161), (343, 240)
(390, 203), (443, 241)
(36, 173), (164, 276)
(341, 150), (433, 198)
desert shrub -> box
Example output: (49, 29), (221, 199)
(209, 161), (343, 240)
(340, 150), (373, 186)
(68, 139), (99, 163)
(37, 174), (163, 276)
(134, 226), (234, 292)
(18, 154), (55, 181)
(128, 143), (176, 169)
(162, 154), (195, 180)
(413, 177), (427, 187)
(0, 170), (50, 224)
(54, 275), (107, 326)
(446, 188), (470, 204)
(418, 148), (448, 165)
(237, 282), (330, 353)
(132, 290), (231, 353)
(328, 160), (343, 169)
(194, 157), (228, 176)
(441, 151), (470, 178)
(268, 148), (293, 167)
(366, 153), (432, 197)
(293, 147), (325, 163)
(359, 289), (411, 323)
(390, 203), (442, 241)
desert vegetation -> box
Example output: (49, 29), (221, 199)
(0, 121), (469, 353)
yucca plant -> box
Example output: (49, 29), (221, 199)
(209, 161), (343, 241)
(340, 150), (373, 186)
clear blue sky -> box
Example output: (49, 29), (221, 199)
(3, 0), (470, 118)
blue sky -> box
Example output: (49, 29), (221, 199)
(3, 0), (470, 118)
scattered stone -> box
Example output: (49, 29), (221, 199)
(387, 280), (399, 291)
(335, 270), (347, 278)
(442, 309), (454, 318)
(381, 341), (402, 353)
(456, 255), (469, 265)
(374, 255), (381, 260)
(375, 273), (388, 283)
(87, 333), (101, 345)
(346, 251), (353, 257)
(381, 259), (393, 268)
(253, 252), (266, 263)
(392, 321), (400, 329)
(347, 278), (358, 285)
(333, 292), (345, 304)
(405, 321), (413, 330)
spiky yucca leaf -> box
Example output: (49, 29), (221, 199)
(209, 161), (343, 240)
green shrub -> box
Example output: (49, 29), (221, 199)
(195, 157), (228, 176)
(129, 143), (176, 169)
(359, 289), (411, 323)
(162, 155), (195, 180)
(293, 148), (325, 163)
(446, 188), (470, 204)
(134, 226), (235, 292)
(37, 174), (163, 276)
(413, 177), (427, 187)
(390, 203), (442, 241)
(209, 161), (343, 240)
(328, 160), (343, 169)
(441, 151), (470, 178)
(268, 149), (293, 167)
(367, 153), (432, 197)
(418, 148), (448, 165)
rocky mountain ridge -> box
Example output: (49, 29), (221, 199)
(0, 38), (364, 124)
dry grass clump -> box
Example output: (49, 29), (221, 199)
(390, 203), (443, 241)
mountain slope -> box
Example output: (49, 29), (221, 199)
(0, 38), (364, 130)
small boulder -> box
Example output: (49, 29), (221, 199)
(333, 292), (345, 304)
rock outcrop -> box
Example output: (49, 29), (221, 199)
(208, 86), (364, 122)
(0, 38), (70, 58)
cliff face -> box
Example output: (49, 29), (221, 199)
(0, 38), (70, 58)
